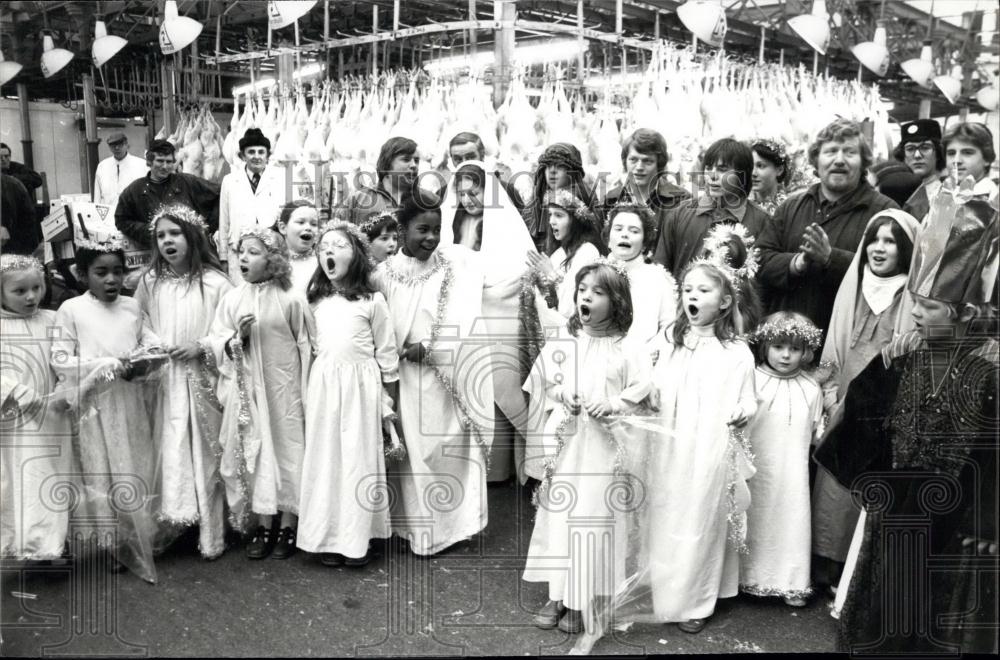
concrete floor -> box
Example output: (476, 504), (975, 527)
(1, 480), (837, 656)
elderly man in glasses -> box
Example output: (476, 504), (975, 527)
(892, 119), (944, 221)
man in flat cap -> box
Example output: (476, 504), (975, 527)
(93, 131), (148, 213)
(115, 139), (221, 249)
(892, 118), (944, 221)
(217, 127), (287, 279)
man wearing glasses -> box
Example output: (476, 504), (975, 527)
(892, 119), (944, 221)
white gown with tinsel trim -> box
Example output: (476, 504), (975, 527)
(1, 308), (72, 561)
(521, 328), (651, 611)
(208, 281), (314, 529)
(297, 292), (398, 558)
(644, 326), (757, 621)
(134, 269), (233, 559)
(617, 256), (677, 360)
(740, 367), (823, 600)
(288, 254), (317, 299)
(373, 246), (495, 555)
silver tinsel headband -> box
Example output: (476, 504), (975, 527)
(592, 257), (630, 283)
(701, 223), (760, 283)
(0, 254), (45, 275)
(359, 210), (398, 236)
(238, 227), (287, 256)
(543, 189), (597, 225)
(318, 221), (372, 252)
(149, 204), (209, 233)
(75, 235), (129, 253)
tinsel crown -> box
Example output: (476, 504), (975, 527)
(148, 204), (209, 233)
(0, 254), (45, 275)
(746, 317), (823, 352)
(593, 256), (631, 283)
(543, 189), (597, 225)
(701, 223), (760, 283)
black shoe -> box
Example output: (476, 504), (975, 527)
(270, 527), (297, 560)
(320, 553), (345, 567)
(245, 525), (276, 560)
(343, 552), (370, 567)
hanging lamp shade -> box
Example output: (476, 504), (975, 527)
(40, 35), (74, 79)
(0, 50), (22, 86)
(677, 0), (727, 48)
(933, 64), (963, 104)
(788, 0), (830, 55)
(851, 22), (890, 77)
(159, 0), (202, 55)
(268, 1), (318, 30)
(92, 20), (127, 67)
(975, 84), (998, 111)
(901, 42), (935, 89)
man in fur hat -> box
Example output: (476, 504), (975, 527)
(893, 119), (945, 220)
(218, 128), (288, 280)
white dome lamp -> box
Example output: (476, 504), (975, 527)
(976, 84), (999, 111)
(92, 20), (127, 68)
(40, 34), (74, 78)
(933, 64), (963, 105)
(901, 41), (935, 89)
(159, 0), (203, 55)
(788, 0), (830, 56)
(268, 1), (318, 30)
(852, 22), (890, 77)
(677, 0), (727, 49)
(0, 48), (22, 87)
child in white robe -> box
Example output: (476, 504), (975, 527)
(274, 200), (320, 297)
(523, 260), (651, 634)
(360, 210), (399, 266)
(56, 242), (165, 581)
(297, 222), (400, 567)
(741, 311), (826, 607)
(210, 228), (314, 560)
(1, 255), (72, 561)
(134, 204), (234, 560)
(372, 187), (495, 556)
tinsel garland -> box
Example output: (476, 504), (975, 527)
(725, 425), (755, 555)
(383, 413), (407, 461)
(517, 273), (546, 387)
(383, 252), (491, 469)
(531, 408), (629, 508)
(226, 334), (256, 533)
(739, 583), (815, 600)
(177, 344), (226, 528)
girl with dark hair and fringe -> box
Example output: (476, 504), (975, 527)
(523, 260), (651, 635)
(525, 187), (605, 322)
(134, 204), (234, 561)
(275, 200), (321, 296)
(297, 222), (401, 568)
(749, 139), (793, 216)
(208, 228), (315, 561)
(343, 137), (419, 225)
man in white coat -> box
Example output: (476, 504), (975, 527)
(92, 132), (148, 213)
(218, 128), (286, 280)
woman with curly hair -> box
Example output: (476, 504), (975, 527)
(208, 228), (316, 560)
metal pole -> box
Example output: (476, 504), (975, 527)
(919, 98), (932, 119)
(492, 1), (516, 109)
(83, 74), (100, 195)
(16, 82), (33, 171)
(372, 4), (378, 77)
(759, 26), (765, 64)
(324, 0), (331, 75)
(577, 0), (585, 82)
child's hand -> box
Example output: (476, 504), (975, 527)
(727, 406), (751, 429)
(117, 358), (135, 381)
(237, 314), (256, 340)
(168, 342), (203, 361)
(400, 342), (428, 363)
(585, 398), (617, 418)
(526, 250), (557, 280)
(561, 390), (582, 416)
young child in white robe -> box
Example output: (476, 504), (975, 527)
(372, 186), (495, 556)
(1, 255), (72, 562)
(523, 260), (652, 634)
(360, 210), (399, 265)
(134, 204), (234, 560)
(603, 202), (677, 362)
(210, 228), (314, 560)
(274, 200), (320, 297)
(741, 311), (826, 607)
(645, 261), (757, 634)
(56, 242), (165, 581)
(297, 222), (401, 567)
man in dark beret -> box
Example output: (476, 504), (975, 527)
(892, 118), (944, 220)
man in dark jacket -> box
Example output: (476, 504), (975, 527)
(115, 139), (220, 248)
(652, 138), (770, 275)
(1, 173), (41, 255)
(602, 128), (690, 248)
(756, 119), (897, 333)
(0, 142), (42, 201)
(893, 119), (944, 221)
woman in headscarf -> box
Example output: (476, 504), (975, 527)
(812, 208), (921, 594)
(527, 143), (602, 253)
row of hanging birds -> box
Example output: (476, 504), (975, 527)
(156, 45), (889, 199)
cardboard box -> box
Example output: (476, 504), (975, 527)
(40, 206), (71, 243)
